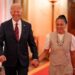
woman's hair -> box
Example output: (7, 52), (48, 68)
(56, 15), (67, 24)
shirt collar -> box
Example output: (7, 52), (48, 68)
(12, 19), (21, 25)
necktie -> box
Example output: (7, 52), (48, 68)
(15, 23), (19, 41)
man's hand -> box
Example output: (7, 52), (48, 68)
(0, 55), (6, 63)
(31, 59), (39, 67)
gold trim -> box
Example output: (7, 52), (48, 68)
(22, 0), (28, 20)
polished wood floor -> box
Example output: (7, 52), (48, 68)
(28, 60), (49, 75)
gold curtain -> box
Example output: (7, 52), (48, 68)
(21, 0), (28, 20)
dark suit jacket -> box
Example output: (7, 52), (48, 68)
(0, 19), (38, 67)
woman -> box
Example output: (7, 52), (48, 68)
(39, 15), (75, 75)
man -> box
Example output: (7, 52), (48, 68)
(0, 3), (39, 75)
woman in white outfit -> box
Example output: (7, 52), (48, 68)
(39, 15), (75, 75)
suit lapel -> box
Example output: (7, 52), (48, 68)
(19, 20), (26, 42)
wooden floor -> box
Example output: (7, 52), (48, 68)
(28, 60), (49, 75)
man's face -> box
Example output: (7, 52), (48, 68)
(56, 19), (66, 34)
(10, 5), (22, 22)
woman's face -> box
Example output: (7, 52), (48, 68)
(56, 19), (67, 34)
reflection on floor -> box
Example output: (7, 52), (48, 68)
(28, 60), (49, 75)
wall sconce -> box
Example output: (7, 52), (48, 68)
(49, 0), (57, 31)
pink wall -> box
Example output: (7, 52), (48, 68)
(28, 0), (68, 54)
(0, 0), (2, 22)
(0, 0), (12, 23)
(0, 0), (5, 23)
(28, 0), (52, 54)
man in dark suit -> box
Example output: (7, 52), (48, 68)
(0, 3), (39, 75)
